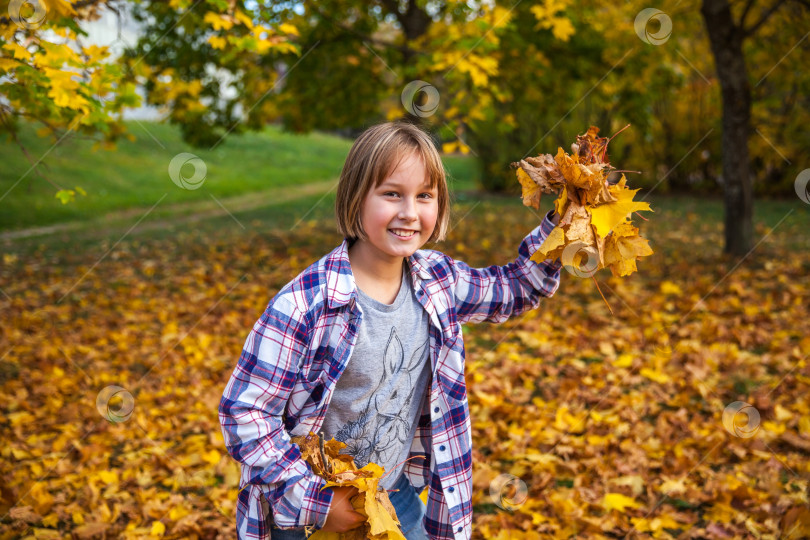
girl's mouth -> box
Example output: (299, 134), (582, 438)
(389, 229), (417, 238)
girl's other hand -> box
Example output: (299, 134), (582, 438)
(321, 485), (365, 532)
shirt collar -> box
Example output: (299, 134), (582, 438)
(325, 238), (433, 310)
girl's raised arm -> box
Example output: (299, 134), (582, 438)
(447, 210), (562, 324)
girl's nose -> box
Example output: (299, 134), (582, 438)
(398, 199), (418, 221)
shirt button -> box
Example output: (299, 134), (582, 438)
(448, 486), (455, 493)
(439, 445), (445, 451)
(433, 407), (439, 413)
(457, 527), (462, 532)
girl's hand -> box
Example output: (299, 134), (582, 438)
(321, 485), (365, 533)
(550, 210), (560, 226)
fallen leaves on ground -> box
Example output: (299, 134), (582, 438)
(513, 126), (654, 278)
(0, 203), (808, 539)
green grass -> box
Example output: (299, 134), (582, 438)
(0, 121), (482, 233)
(0, 121), (356, 231)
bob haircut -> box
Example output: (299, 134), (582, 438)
(335, 121), (450, 244)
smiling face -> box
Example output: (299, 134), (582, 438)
(350, 151), (439, 268)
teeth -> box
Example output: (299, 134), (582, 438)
(391, 229), (416, 237)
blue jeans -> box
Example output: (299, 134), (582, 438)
(270, 473), (428, 539)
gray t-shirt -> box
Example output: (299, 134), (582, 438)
(320, 262), (431, 490)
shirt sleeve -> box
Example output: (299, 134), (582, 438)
(218, 296), (334, 531)
(449, 209), (563, 324)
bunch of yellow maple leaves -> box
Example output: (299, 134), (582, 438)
(292, 432), (406, 540)
(513, 126), (653, 277)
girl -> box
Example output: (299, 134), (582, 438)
(219, 121), (562, 540)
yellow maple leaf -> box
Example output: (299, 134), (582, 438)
(659, 281), (683, 296)
(278, 22), (300, 36)
(602, 492), (641, 512)
(44, 67), (91, 111)
(631, 515), (683, 534)
(554, 186), (568, 218)
(2, 42), (31, 61)
(203, 12), (233, 31)
(639, 367), (671, 384)
(531, 226), (565, 262)
(150, 520), (166, 536)
(361, 488), (406, 539)
(555, 148), (586, 189)
(41, 0), (76, 18)
(37, 41), (81, 68)
(0, 57), (19, 72)
(550, 17), (575, 41)
(209, 35), (228, 50)
(517, 167), (542, 209)
(96, 470), (118, 484)
(612, 354), (634, 368)
(589, 181), (652, 237)
(530, 0), (575, 41)
(234, 10), (254, 29)
(457, 57), (489, 87)
(81, 44), (110, 65)
(202, 448), (221, 465)
(603, 221), (653, 277)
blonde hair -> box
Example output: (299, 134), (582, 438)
(336, 121), (450, 244)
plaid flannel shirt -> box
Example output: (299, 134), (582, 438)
(219, 211), (562, 539)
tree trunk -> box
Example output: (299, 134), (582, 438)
(701, 0), (754, 255)
(379, 0), (432, 63)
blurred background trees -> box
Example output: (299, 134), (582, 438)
(1, 0), (808, 251)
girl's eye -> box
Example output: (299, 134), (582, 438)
(383, 191), (398, 197)
(419, 193), (433, 199)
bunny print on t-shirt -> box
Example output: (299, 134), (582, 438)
(334, 327), (429, 467)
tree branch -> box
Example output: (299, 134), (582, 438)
(0, 107), (63, 192)
(743, 0), (788, 37)
(310, 4), (426, 57)
(739, 0), (758, 27)
(378, 0), (406, 29)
